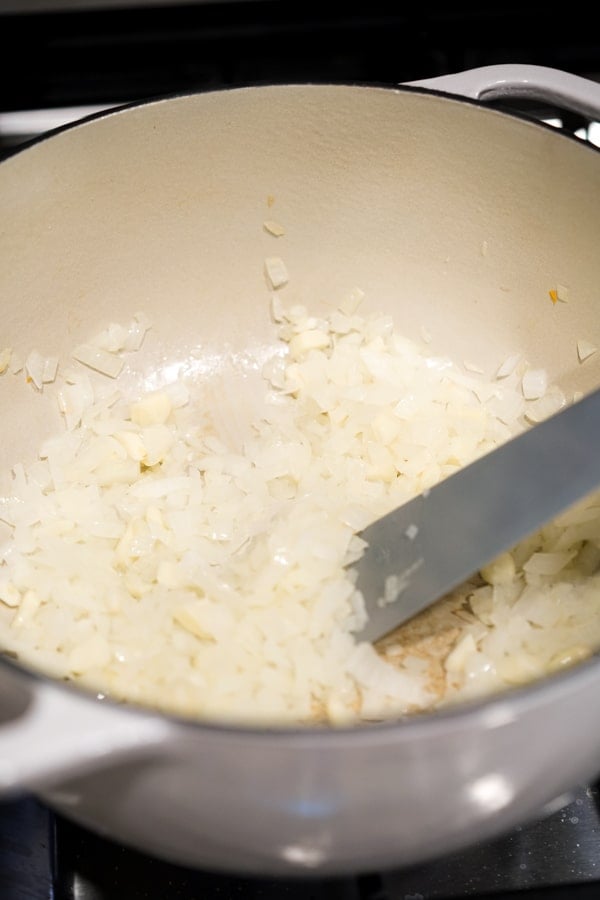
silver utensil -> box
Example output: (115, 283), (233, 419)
(354, 387), (600, 643)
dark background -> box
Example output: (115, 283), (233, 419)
(0, 2), (598, 114)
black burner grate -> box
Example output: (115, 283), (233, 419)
(0, 780), (587, 900)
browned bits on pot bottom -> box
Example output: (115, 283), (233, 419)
(376, 590), (477, 702)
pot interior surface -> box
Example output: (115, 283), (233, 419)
(1, 84), (599, 465)
(0, 83), (599, 722)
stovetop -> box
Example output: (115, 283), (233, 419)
(2, 781), (600, 899)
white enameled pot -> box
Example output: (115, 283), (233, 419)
(0, 65), (599, 876)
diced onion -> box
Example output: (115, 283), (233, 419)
(264, 256), (289, 289)
(577, 339), (598, 362)
(521, 368), (547, 400)
(25, 350), (46, 390)
(0, 293), (599, 728)
(72, 343), (124, 378)
(263, 220), (286, 237)
(0, 348), (12, 375)
(496, 354), (520, 379)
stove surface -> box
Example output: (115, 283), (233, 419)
(2, 782), (600, 899)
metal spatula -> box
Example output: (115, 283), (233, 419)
(353, 386), (600, 644)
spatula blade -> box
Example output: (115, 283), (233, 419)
(353, 387), (600, 644)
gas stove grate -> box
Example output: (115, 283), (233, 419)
(2, 782), (600, 900)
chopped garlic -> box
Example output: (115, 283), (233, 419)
(114, 430), (147, 461)
(264, 256), (289, 289)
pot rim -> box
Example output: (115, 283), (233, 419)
(1, 78), (598, 167)
(3, 645), (599, 744)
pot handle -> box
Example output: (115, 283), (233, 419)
(0, 668), (170, 795)
(403, 64), (600, 121)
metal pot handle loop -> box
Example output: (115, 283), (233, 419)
(404, 64), (600, 121)
(0, 676), (169, 795)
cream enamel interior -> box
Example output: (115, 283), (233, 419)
(0, 83), (599, 540)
